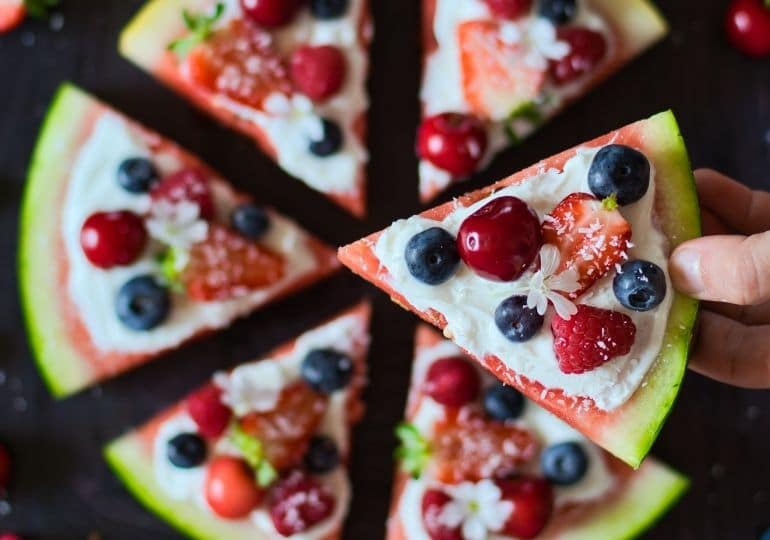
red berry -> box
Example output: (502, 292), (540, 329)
(0, 444), (10, 493)
(186, 383), (232, 439)
(423, 356), (480, 407)
(457, 196), (542, 281)
(483, 0), (533, 19)
(725, 0), (770, 57)
(551, 305), (636, 374)
(150, 168), (215, 220)
(240, 0), (302, 27)
(204, 456), (264, 519)
(421, 489), (462, 540)
(0, 534), (22, 540)
(0, 1), (25, 33)
(269, 471), (336, 536)
(549, 27), (607, 85)
(417, 113), (488, 177)
(80, 211), (147, 269)
(290, 45), (347, 102)
(497, 477), (554, 539)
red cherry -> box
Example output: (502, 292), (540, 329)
(269, 471), (336, 535)
(290, 45), (347, 102)
(483, 0), (533, 19)
(549, 27), (607, 85)
(80, 211), (147, 269)
(457, 196), (541, 281)
(421, 489), (462, 540)
(416, 113), (488, 177)
(240, 0), (302, 27)
(0, 534), (22, 540)
(204, 456), (264, 519)
(150, 168), (215, 220)
(186, 383), (233, 439)
(423, 357), (480, 407)
(497, 477), (554, 539)
(0, 444), (10, 493)
(725, 0), (770, 57)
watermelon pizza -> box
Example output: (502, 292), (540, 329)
(120, 0), (372, 217)
(387, 324), (688, 539)
(19, 83), (340, 398)
(416, 0), (669, 202)
(339, 111), (700, 467)
(105, 302), (370, 539)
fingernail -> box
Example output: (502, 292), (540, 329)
(671, 248), (704, 296)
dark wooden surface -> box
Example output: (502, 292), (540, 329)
(1, 1), (769, 538)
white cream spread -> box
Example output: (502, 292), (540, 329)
(62, 112), (318, 354)
(375, 146), (672, 411)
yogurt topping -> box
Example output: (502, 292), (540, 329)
(375, 146), (673, 411)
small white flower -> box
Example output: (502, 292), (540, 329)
(214, 361), (286, 416)
(525, 244), (580, 319)
(438, 480), (513, 540)
(146, 200), (209, 252)
(523, 18), (570, 70)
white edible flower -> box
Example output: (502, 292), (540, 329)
(146, 200), (209, 252)
(213, 361), (286, 416)
(437, 480), (513, 540)
(500, 19), (570, 70)
(262, 92), (324, 141)
(524, 244), (580, 319)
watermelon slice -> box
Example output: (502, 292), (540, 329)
(386, 325), (688, 540)
(339, 111), (700, 467)
(119, 0), (372, 217)
(105, 302), (371, 540)
(19, 83), (340, 398)
(418, 0), (669, 201)
(0, 0), (24, 32)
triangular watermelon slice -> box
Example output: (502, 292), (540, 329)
(0, 0), (25, 32)
(418, 0), (669, 201)
(105, 302), (371, 540)
(386, 324), (688, 539)
(339, 111), (700, 467)
(19, 83), (340, 398)
(120, 0), (372, 217)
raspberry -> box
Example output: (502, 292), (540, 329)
(186, 383), (232, 439)
(269, 470), (336, 536)
(150, 168), (215, 220)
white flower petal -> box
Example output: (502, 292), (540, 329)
(549, 292), (578, 320)
(446, 482), (476, 502)
(548, 268), (582, 294)
(499, 22), (522, 45)
(262, 92), (291, 116)
(539, 244), (561, 276)
(215, 362), (286, 416)
(474, 479), (502, 503)
(462, 516), (487, 540)
(437, 501), (466, 528)
(480, 500), (514, 531)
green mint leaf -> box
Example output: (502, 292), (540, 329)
(394, 422), (431, 479)
(168, 2), (225, 58)
(505, 101), (544, 144)
(229, 423), (277, 487)
(156, 248), (186, 293)
(24, 0), (59, 18)
(256, 460), (278, 488)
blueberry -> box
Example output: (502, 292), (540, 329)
(304, 435), (340, 474)
(760, 526), (770, 540)
(116, 275), (171, 331)
(538, 0), (577, 25)
(405, 228), (460, 285)
(301, 348), (353, 394)
(117, 157), (159, 193)
(588, 144), (651, 205)
(484, 383), (525, 421)
(613, 260), (667, 311)
(309, 119), (343, 157)
(310, 0), (349, 19)
(494, 295), (544, 342)
(230, 203), (270, 240)
(541, 442), (589, 485)
(167, 433), (207, 468)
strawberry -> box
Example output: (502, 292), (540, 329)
(0, 1), (24, 33)
(186, 383), (232, 439)
(421, 490), (462, 540)
(497, 477), (554, 539)
(181, 224), (285, 301)
(459, 20), (546, 121)
(551, 305), (637, 374)
(150, 168), (215, 220)
(542, 192), (631, 298)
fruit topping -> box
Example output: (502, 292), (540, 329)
(240, 0), (302, 28)
(725, 0), (770, 57)
(117, 157), (159, 193)
(115, 275), (171, 331)
(204, 456), (264, 519)
(304, 435), (340, 474)
(0, 534), (21, 540)
(230, 203), (271, 240)
(416, 113), (487, 177)
(405, 227), (461, 285)
(551, 305), (636, 374)
(483, 382), (525, 421)
(290, 45), (347, 102)
(0, 443), (10, 494)
(422, 356), (481, 407)
(540, 441), (588, 485)
(537, 0), (576, 25)
(181, 224), (285, 301)
(301, 349), (354, 394)
(483, 0), (533, 20)
(80, 211), (147, 269)
(541, 192), (631, 298)
(186, 383), (233, 439)
(587, 144), (651, 205)
(494, 295), (545, 342)
(310, 0), (349, 19)
(425, 480), (514, 540)
(166, 433), (207, 468)
(308, 118), (344, 157)
(497, 476), (554, 538)
(613, 260), (667, 311)
(457, 196), (542, 282)
(269, 470), (336, 536)
(549, 27), (607, 85)
(0, 1), (25, 33)
(150, 168), (215, 220)
(421, 489), (462, 540)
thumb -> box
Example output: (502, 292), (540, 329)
(670, 232), (770, 305)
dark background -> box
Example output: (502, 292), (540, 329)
(1, 1), (769, 538)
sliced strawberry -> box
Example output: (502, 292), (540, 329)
(150, 168), (215, 220)
(0, 1), (25, 33)
(187, 19), (292, 110)
(181, 224), (285, 301)
(239, 382), (328, 472)
(542, 192), (631, 298)
(459, 20), (546, 121)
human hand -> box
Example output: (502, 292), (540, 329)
(669, 169), (770, 388)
